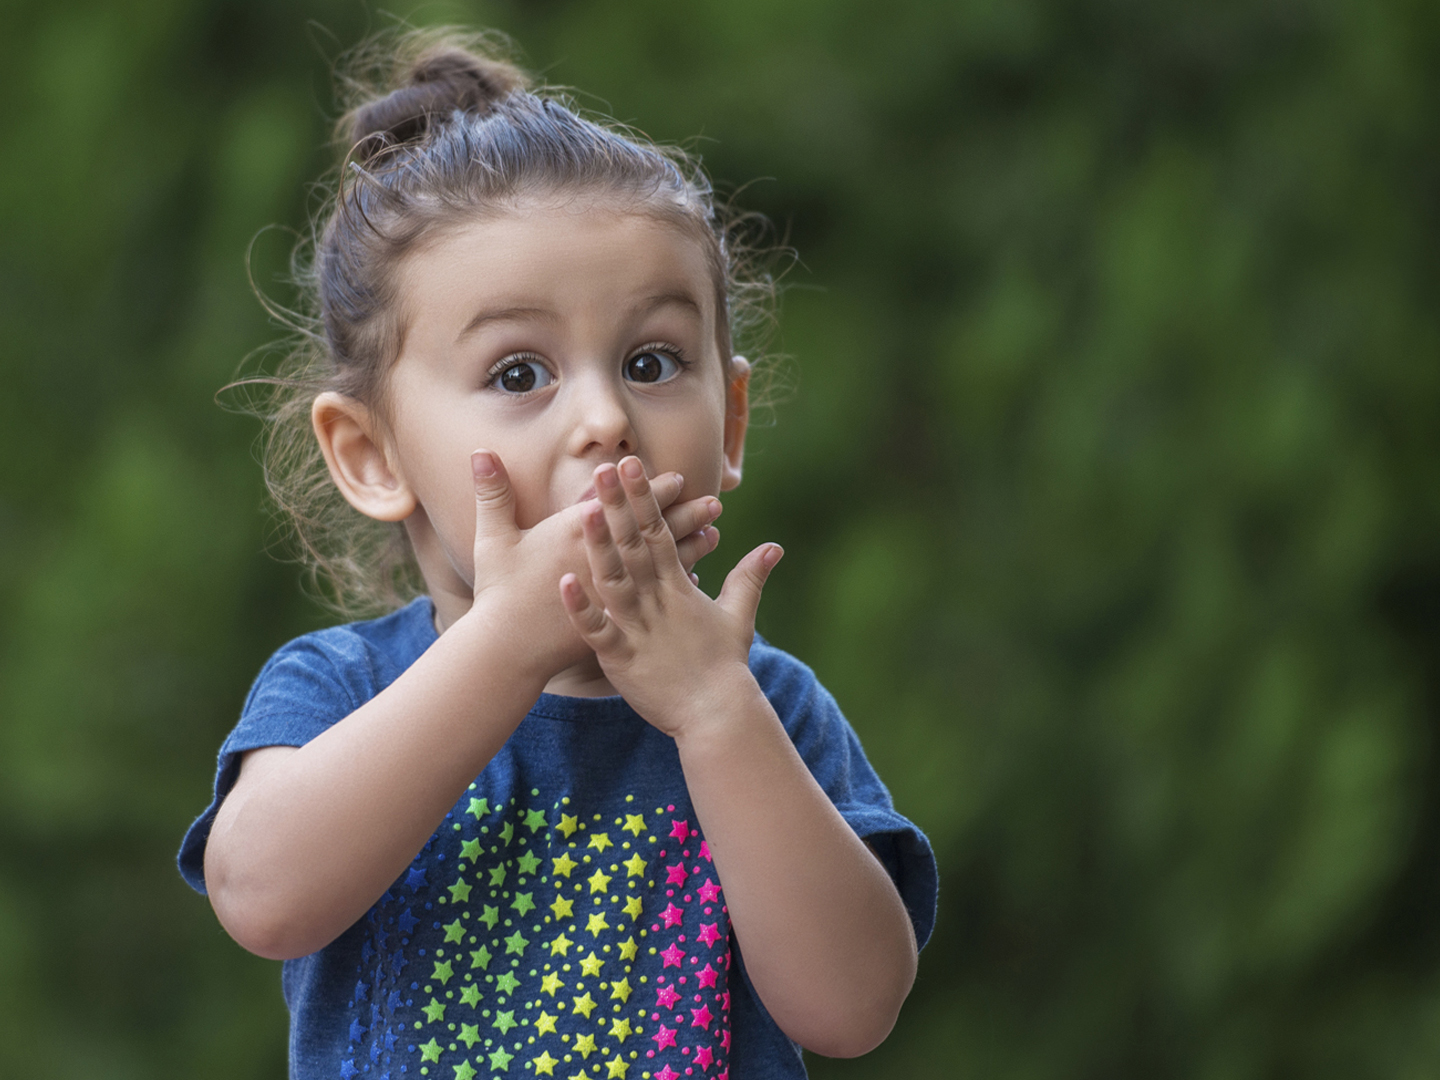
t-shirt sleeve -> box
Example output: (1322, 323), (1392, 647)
(749, 639), (940, 950)
(175, 637), (364, 896)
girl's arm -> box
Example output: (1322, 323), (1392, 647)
(560, 458), (918, 1058)
(204, 460), (718, 961)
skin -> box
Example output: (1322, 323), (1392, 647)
(202, 203), (917, 1057)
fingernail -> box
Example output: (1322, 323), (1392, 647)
(472, 451), (496, 478)
(597, 465), (619, 489)
(762, 544), (784, 568)
(705, 526), (720, 546)
(707, 498), (722, 522)
(621, 457), (644, 480)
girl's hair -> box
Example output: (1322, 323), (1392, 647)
(249, 28), (775, 616)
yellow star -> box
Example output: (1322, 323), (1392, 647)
(572, 1032), (598, 1059)
(579, 951), (604, 977)
(621, 895), (643, 921)
(587, 832), (613, 852)
(550, 895), (575, 920)
(622, 813), (645, 837)
(609, 977), (632, 1002)
(568, 1073), (590, 1080)
(550, 933), (574, 957)
(533, 1050), (560, 1076)
(540, 972), (563, 996)
(572, 991), (597, 1018)
(587, 869), (612, 894)
(617, 937), (638, 961)
(552, 852), (579, 878)
(586, 912), (610, 938)
(557, 814), (579, 838)
(604, 1056), (629, 1078)
(535, 1011), (559, 1035)
(621, 853), (646, 878)
(607, 1017), (632, 1043)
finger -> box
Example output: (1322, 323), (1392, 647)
(559, 573), (624, 654)
(596, 461), (656, 588)
(471, 450), (519, 543)
(716, 543), (783, 629)
(618, 456), (687, 583)
(580, 498), (639, 615)
(649, 471), (684, 512)
(675, 525), (719, 574)
(689, 572), (701, 587)
(661, 495), (722, 546)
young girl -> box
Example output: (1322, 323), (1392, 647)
(180, 30), (936, 1080)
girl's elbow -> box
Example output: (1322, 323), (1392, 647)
(791, 957), (916, 1058)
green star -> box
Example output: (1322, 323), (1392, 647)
(467, 797), (489, 819)
(432, 959), (454, 985)
(489, 864), (507, 887)
(479, 905), (499, 929)
(458, 1022), (481, 1048)
(495, 970), (521, 995)
(504, 930), (529, 955)
(460, 837), (483, 863)
(422, 997), (447, 1023)
(488, 1046), (514, 1072)
(443, 919), (465, 943)
(419, 1038), (442, 1063)
(469, 945), (491, 970)
(453, 1060), (478, 1080)
(499, 820), (514, 844)
(516, 851), (541, 875)
(459, 984), (482, 1007)
(493, 1009), (518, 1034)
(512, 892), (535, 916)
(448, 878), (472, 903)
(524, 808), (547, 833)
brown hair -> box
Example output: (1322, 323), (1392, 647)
(245, 28), (775, 616)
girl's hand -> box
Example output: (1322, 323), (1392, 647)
(558, 455), (782, 735)
(466, 451), (722, 677)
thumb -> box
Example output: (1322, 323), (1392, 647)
(716, 543), (783, 628)
(471, 450), (518, 542)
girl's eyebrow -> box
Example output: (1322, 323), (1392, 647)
(634, 291), (702, 317)
(456, 305), (558, 342)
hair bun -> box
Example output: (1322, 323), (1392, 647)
(348, 46), (527, 154)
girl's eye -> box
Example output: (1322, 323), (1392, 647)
(492, 361), (553, 393)
(624, 349), (682, 384)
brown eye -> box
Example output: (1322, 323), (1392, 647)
(624, 350), (680, 384)
(493, 361), (552, 393)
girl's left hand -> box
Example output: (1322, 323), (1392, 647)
(559, 455), (782, 737)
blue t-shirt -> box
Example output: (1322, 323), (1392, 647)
(179, 598), (937, 1080)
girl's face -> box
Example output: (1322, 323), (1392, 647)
(374, 206), (746, 615)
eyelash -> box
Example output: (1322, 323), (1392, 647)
(485, 344), (690, 390)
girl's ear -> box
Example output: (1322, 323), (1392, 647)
(312, 392), (416, 522)
(720, 356), (751, 492)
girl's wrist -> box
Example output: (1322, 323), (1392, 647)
(667, 662), (773, 756)
(447, 592), (563, 695)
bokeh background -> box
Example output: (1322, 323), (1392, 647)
(4, 0), (1440, 1076)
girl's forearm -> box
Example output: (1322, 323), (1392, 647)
(672, 670), (918, 1058)
(203, 603), (549, 961)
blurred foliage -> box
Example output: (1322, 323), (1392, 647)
(2, 0), (1440, 1076)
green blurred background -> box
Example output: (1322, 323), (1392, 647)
(4, 0), (1440, 1076)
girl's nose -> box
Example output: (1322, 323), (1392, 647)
(565, 374), (636, 459)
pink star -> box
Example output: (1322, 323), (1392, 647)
(720, 992), (730, 1012)
(700, 840), (712, 861)
(696, 964), (718, 989)
(717, 1069), (728, 1080)
(660, 903), (685, 928)
(691, 1004), (713, 1029)
(720, 1028), (731, 1050)
(656, 984), (681, 1009)
(696, 878), (721, 904)
(656, 1068), (680, 1080)
(666, 863), (689, 886)
(669, 820), (690, 842)
(652, 1025), (677, 1050)
(661, 943), (686, 968)
(694, 1046), (714, 1070)
(696, 922), (722, 947)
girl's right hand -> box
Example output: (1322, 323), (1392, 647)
(464, 449), (721, 677)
